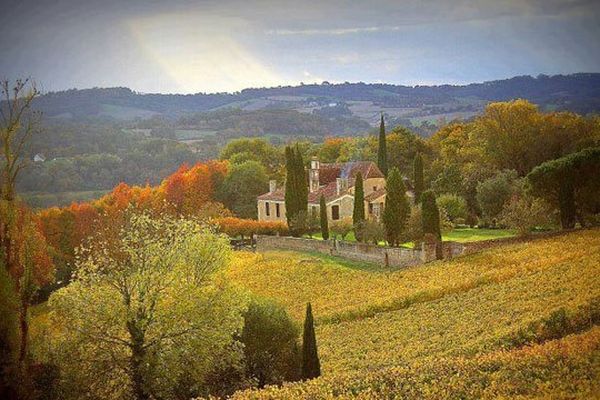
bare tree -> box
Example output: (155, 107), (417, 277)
(0, 78), (40, 202)
(0, 78), (40, 274)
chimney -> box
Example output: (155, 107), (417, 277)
(269, 180), (277, 193)
(336, 178), (348, 195)
(309, 157), (320, 193)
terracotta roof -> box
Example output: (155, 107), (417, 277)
(364, 187), (387, 202)
(318, 161), (384, 185)
(257, 187), (285, 201)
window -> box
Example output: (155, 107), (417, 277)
(368, 203), (373, 214)
(276, 203), (280, 217)
(312, 206), (317, 215)
(373, 186), (377, 192)
(331, 205), (340, 220)
(265, 202), (270, 216)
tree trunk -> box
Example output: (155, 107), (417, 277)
(558, 182), (576, 229)
(127, 321), (149, 400)
(18, 303), (29, 365)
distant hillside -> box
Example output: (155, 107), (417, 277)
(32, 74), (600, 130)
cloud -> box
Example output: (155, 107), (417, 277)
(126, 12), (288, 93)
(266, 26), (401, 36)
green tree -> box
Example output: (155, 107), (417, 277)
(527, 147), (600, 229)
(436, 194), (467, 223)
(476, 170), (520, 224)
(301, 303), (320, 380)
(421, 190), (442, 259)
(352, 172), (365, 241)
(412, 153), (424, 203)
(285, 146), (308, 236)
(220, 138), (283, 174)
(377, 114), (388, 176)
(218, 161), (268, 219)
(46, 211), (245, 400)
(240, 298), (300, 388)
(319, 196), (329, 240)
(382, 168), (410, 246)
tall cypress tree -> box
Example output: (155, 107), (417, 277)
(382, 167), (410, 246)
(352, 172), (365, 241)
(295, 145), (308, 215)
(284, 146), (297, 226)
(319, 195), (329, 240)
(301, 303), (320, 380)
(285, 145), (308, 235)
(421, 190), (442, 259)
(413, 152), (424, 204)
(377, 113), (388, 176)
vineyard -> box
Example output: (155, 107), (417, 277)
(224, 229), (600, 398)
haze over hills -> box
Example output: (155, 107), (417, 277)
(34, 73), (600, 131)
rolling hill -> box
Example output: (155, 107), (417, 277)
(221, 229), (600, 399)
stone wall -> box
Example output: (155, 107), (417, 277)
(255, 230), (579, 269)
(255, 235), (422, 268)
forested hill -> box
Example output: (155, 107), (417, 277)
(33, 73), (600, 125)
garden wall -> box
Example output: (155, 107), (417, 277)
(255, 229), (580, 269)
(255, 235), (424, 268)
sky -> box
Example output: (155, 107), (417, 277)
(1, 0), (599, 94)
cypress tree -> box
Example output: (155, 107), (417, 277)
(382, 168), (410, 246)
(285, 145), (308, 235)
(413, 152), (424, 204)
(377, 113), (388, 176)
(284, 146), (297, 226)
(301, 303), (320, 380)
(352, 172), (365, 241)
(421, 190), (442, 258)
(295, 145), (308, 215)
(319, 195), (329, 240)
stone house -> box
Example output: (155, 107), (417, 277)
(257, 158), (412, 223)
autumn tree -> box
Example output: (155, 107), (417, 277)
(46, 211), (245, 399)
(352, 172), (365, 241)
(382, 168), (410, 246)
(0, 79), (55, 397)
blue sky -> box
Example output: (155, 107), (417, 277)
(1, 0), (599, 94)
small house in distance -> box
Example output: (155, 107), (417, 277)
(257, 158), (413, 223)
(33, 153), (46, 163)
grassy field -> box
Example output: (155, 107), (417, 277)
(225, 229), (600, 398)
(306, 227), (516, 246)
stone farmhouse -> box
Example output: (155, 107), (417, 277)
(257, 158), (413, 223)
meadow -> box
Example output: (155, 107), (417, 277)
(223, 229), (600, 398)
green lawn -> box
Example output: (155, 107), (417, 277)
(305, 227), (516, 246)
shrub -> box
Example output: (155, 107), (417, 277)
(330, 217), (353, 240)
(499, 194), (554, 236)
(239, 298), (300, 388)
(362, 219), (385, 245)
